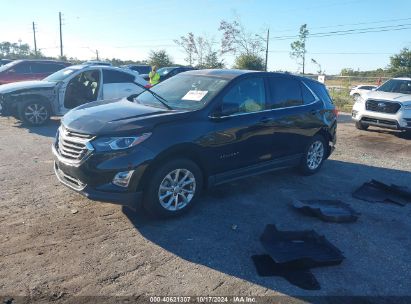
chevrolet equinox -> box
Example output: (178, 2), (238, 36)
(52, 69), (337, 217)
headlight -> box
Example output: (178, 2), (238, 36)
(92, 133), (151, 151)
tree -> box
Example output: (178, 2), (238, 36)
(201, 51), (225, 69)
(0, 41), (40, 59)
(174, 33), (197, 66)
(390, 48), (411, 76)
(234, 54), (264, 71)
(175, 32), (224, 68)
(218, 19), (264, 56)
(290, 24), (309, 74)
(148, 49), (173, 68)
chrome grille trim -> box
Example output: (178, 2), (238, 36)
(56, 126), (94, 165)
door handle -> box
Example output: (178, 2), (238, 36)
(125, 88), (132, 92)
(310, 110), (317, 115)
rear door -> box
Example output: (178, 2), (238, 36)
(265, 76), (324, 158)
(102, 69), (144, 99)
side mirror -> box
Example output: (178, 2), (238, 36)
(221, 102), (239, 116)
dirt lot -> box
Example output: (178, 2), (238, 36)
(1, 114), (411, 303)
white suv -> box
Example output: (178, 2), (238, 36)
(352, 77), (411, 134)
(349, 84), (377, 101)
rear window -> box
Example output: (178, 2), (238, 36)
(103, 69), (135, 84)
(307, 81), (334, 105)
(267, 77), (303, 109)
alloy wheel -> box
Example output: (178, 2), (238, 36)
(158, 168), (196, 211)
(307, 140), (324, 170)
(24, 103), (48, 125)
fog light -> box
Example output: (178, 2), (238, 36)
(112, 170), (134, 187)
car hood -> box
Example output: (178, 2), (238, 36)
(62, 98), (186, 136)
(365, 91), (411, 103)
(0, 80), (56, 94)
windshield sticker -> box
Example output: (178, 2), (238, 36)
(182, 90), (208, 101)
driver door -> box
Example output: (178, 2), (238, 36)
(58, 68), (102, 114)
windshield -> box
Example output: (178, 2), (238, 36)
(377, 79), (411, 94)
(135, 74), (229, 110)
(43, 66), (83, 82)
(157, 67), (175, 77)
(0, 61), (19, 73)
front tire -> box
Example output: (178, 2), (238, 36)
(300, 135), (327, 175)
(355, 121), (369, 130)
(18, 100), (50, 126)
(143, 159), (203, 218)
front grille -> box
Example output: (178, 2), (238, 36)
(57, 126), (93, 162)
(366, 99), (401, 114)
(361, 116), (398, 126)
(405, 118), (411, 127)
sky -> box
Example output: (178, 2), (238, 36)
(1, 0), (411, 74)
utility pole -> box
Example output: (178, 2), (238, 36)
(96, 50), (99, 60)
(265, 28), (269, 71)
(59, 12), (63, 58)
(32, 22), (38, 56)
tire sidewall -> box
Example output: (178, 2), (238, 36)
(143, 159), (203, 218)
(355, 121), (369, 130)
(19, 100), (50, 126)
(300, 135), (327, 175)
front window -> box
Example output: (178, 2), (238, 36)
(377, 79), (411, 94)
(135, 74), (229, 110)
(43, 66), (84, 82)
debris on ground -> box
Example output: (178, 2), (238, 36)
(252, 254), (320, 290)
(252, 225), (344, 290)
(70, 209), (78, 214)
(353, 179), (411, 206)
(292, 199), (360, 223)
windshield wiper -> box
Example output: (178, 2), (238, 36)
(131, 82), (172, 110)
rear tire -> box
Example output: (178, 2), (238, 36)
(299, 135), (327, 176)
(355, 121), (369, 130)
(18, 100), (50, 126)
(143, 159), (203, 218)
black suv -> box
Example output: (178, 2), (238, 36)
(52, 69), (337, 217)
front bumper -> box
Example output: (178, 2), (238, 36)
(52, 143), (153, 208)
(352, 102), (411, 131)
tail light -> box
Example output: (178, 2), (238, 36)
(332, 108), (339, 117)
(144, 84), (152, 89)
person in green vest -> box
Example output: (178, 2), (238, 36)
(149, 66), (160, 86)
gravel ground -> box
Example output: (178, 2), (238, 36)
(0, 113), (410, 303)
